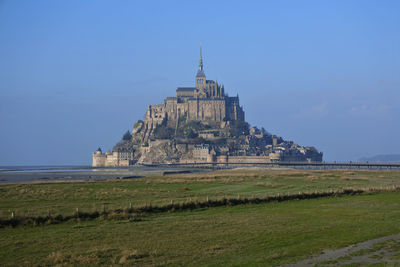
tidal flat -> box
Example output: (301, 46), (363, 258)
(0, 165), (210, 184)
(0, 168), (400, 266)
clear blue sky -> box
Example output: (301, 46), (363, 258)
(0, 0), (399, 165)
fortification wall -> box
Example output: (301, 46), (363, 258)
(225, 155), (269, 164)
(92, 153), (106, 167)
(155, 93), (243, 127)
(282, 152), (323, 163)
(226, 97), (244, 121)
(188, 99), (225, 122)
(92, 151), (133, 167)
(145, 104), (166, 124)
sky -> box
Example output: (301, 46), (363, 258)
(0, 0), (399, 165)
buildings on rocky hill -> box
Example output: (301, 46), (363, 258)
(93, 48), (322, 167)
(142, 48), (244, 144)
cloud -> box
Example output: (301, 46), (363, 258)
(131, 76), (168, 86)
(374, 79), (400, 86)
(330, 76), (359, 84)
(293, 102), (329, 119)
(348, 104), (391, 117)
(311, 102), (328, 114)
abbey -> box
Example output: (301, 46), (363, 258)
(143, 48), (244, 143)
(93, 49), (323, 166)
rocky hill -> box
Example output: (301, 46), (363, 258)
(92, 49), (323, 167)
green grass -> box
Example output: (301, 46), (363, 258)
(1, 169), (399, 219)
(349, 249), (375, 257)
(0, 192), (400, 266)
(1, 169), (400, 266)
(391, 252), (400, 260)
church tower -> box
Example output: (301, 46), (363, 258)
(195, 45), (206, 89)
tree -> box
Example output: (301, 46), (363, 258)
(176, 120), (209, 139)
(228, 120), (250, 137)
(133, 120), (144, 129)
(122, 130), (132, 141)
(261, 127), (271, 136)
(153, 125), (174, 139)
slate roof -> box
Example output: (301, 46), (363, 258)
(196, 69), (206, 77)
(176, 87), (196, 92)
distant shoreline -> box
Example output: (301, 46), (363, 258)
(0, 165), (211, 184)
(1, 163), (400, 184)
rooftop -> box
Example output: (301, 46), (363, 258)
(177, 87), (196, 92)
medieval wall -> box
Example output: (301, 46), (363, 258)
(143, 104), (167, 141)
(282, 151), (323, 162)
(92, 152), (106, 167)
(145, 104), (166, 124)
(218, 155), (270, 164)
(187, 99), (226, 123)
(147, 88), (243, 128)
(92, 151), (134, 167)
(164, 97), (227, 124)
(226, 97), (244, 121)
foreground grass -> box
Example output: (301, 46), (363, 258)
(1, 192), (400, 266)
(1, 169), (399, 219)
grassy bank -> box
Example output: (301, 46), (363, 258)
(1, 192), (400, 266)
(1, 169), (399, 219)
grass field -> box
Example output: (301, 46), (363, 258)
(1, 169), (400, 266)
(1, 169), (399, 219)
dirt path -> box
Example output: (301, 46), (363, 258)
(284, 233), (400, 266)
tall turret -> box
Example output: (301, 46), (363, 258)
(196, 45), (206, 88)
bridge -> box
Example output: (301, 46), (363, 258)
(141, 162), (400, 170)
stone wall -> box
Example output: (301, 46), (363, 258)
(192, 145), (210, 162)
(92, 151), (134, 167)
(222, 155), (270, 164)
(145, 85), (244, 135)
(92, 152), (106, 167)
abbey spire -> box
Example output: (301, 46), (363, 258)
(196, 44), (206, 88)
(196, 45), (206, 78)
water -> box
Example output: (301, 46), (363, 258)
(0, 165), (93, 173)
(0, 165), (208, 184)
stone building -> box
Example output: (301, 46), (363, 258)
(142, 47), (244, 141)
(92, 147), (133, 167)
